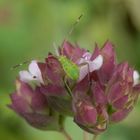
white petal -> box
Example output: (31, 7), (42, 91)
(29, 60), (40, 76)
(19, 71), (33, 83)
(78, 58), (87, 64)
(78, 52), (92, 64)
(133, 70), (139, 86)
(78, 64), (89, 81)
(78, 55), (103, 82)
(89, 55), (103, 72)
(29, 60), (44, 84)
(82, 52), (92, 60)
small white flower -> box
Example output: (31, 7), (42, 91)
(19, 60), (44, 84)
(78, 52), (103, 81)
(133, 70), (139, 86)
(82, 52), (92, 61)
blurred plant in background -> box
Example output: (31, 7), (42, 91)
(1, 0), (140, 140)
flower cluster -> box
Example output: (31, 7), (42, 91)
(9, 41), (140, 135)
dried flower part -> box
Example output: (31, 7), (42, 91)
(9, 40), (140, 134)
(60, 41), (86, 63)
(91, 41), (116, 84)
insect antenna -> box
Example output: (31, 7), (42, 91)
(11, 60), (30, 70)
(53, 42), (61, 57)
(65, 13), (84, 42)
(60, 13), (84, 56)
(11, 56), (43, 70)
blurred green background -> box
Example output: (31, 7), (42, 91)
(0, 0), (140, 140)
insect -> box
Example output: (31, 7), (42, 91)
(11, 13), (100, 98)
(58, 55), (79, 81)
(51, 13), (84, 81)
(11, 14), (86, 96)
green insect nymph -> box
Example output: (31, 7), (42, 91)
(58, 56), (79, 81)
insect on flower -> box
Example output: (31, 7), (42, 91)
(11, 13), (103, 87)
(9, 11), (140, 138)
(11, 14), (84, 84)
(54, 14), (103, 82)
(54, 14), (84, 81)
(58, 55), (79, 81)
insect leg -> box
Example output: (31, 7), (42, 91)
(63, 76), (73, 98)
(79, 62), (91, 84)
(53, 42), (60, 57)
(11, 60), (30, 70)
(86, 62), (91, 85)
(67, 13), (84, 39)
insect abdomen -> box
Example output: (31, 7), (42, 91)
(59, 56), (79, 80)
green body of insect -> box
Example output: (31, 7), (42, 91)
(58, 56), (79, 81)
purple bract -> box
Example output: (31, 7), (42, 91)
(9, 41), (140, 134)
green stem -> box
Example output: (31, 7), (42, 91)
(61, 128), (72, 140)
(83, 131), (88, 140)
(93, 135), (98, 140)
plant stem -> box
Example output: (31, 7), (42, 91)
(93, 135), (98, 140)
(83, 131), (89, 140)
(61, 128), (72, 140)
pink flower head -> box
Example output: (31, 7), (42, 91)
(9, 80), (62, 130)
(72, 41), (140, 134)
(9, 40), (140, 135)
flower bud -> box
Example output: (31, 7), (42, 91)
(9, 80), (62, 131)
(72, 41), (140, 134)
(73, 78), (109, 134)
